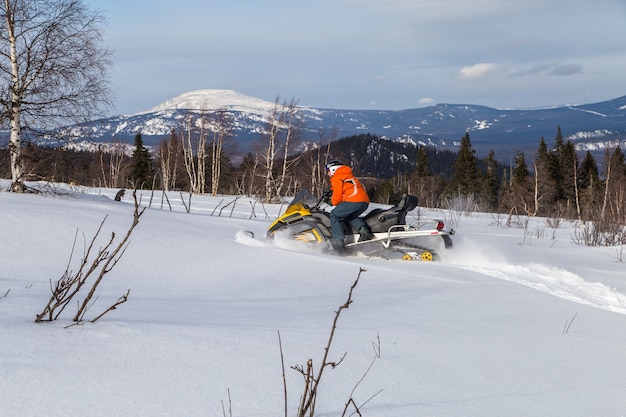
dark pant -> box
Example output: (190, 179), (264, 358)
(330, 202), (368, 242)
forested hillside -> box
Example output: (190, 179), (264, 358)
(2, 129), (625, 230)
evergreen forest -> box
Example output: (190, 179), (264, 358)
(2, 128), (626, 229)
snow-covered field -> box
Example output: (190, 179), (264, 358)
(1, 181), (625, 417)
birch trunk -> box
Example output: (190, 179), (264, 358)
(263, 101), (281, 202)
(6, 0), (24, 192)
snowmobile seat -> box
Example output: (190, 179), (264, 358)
(364, 194), (419, 233)
(398, 194), (418, 220)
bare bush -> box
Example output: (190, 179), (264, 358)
(545, 216), (562, 230)
(546, 217), (561, 241)
(571, 219), (626, 247)
(278, 268), (380, 417)
(35, 191), (145, 324)
(489, 212), (507, 228)
(445, 193), (479, 216)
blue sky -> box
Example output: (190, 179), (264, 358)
(85, 0), (626, 115)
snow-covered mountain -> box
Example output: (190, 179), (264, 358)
(50, 89), (626, 159)
(141, 89), (279, 115)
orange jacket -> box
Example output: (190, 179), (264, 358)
(329, 165), (369, 206)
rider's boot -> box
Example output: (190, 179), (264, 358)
(330, 238), (346, 254)
(358, 225), (374, 242)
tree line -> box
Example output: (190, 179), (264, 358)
(2, 120), (625, 228)
(319, 128), (625, 227)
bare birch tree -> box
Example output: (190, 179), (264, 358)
(158, 144), (170, 192)
(106, 139), (128, 188)
(274, 99), (303, 198)
(259, 96), (304, 202)
(98, 147), (110, 189)
(181, 114), (203, 194)
(0, 0), (113, 192)
(210, 109), (232, 196)
(181, 108), (221, 195)
(315, 127), (336, 195)
(158, 132), (182, 192)
(197, 112), (208, 194)
(261, 98), (282, 202)
(601, 149), (611, 221)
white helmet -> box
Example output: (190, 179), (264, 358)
(326, 160), (343, 176)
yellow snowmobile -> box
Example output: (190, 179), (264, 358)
(267, 190), (454, 261)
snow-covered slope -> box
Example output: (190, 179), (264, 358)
(1, 181), (626, 416)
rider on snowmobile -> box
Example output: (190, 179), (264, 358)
(324, 160), (374, 252)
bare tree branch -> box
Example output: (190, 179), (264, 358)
(35, 190), (145, 324)
(294, 267), (366, 417)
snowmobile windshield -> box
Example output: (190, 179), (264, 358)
(284, 190), (319, 214)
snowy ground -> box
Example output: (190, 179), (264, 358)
(1, 181), (625, 417)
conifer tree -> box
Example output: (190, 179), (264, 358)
(609, 146), (626, 179)
(452, 132), (480, 195)
(579, 151), (599, 189)
(536, 137), (549, 164)
(480, 150), (500, 210)
(502, 150), (533, 214)
(410, 146), (433, 206)
(554, 126), (565, 161)
(414, 147), (431, 177)
(512, 151), (529, 186)
(550, 126), (569, 206)
(578, 150), (600, 218)
(534, 136), (561, 213)
(560, 140), (579, 215)
(130, 133), (154, 189)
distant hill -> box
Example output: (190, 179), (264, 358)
(40, 89), (626, 160)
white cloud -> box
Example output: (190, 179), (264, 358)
(456, 63), (498, 79)
(418, 97), (435, 105)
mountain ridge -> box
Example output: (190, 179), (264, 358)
(137, 88), (619, 114)
(54, 89), (626, 160)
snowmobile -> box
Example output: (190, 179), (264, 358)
(266, 190), (454, 261)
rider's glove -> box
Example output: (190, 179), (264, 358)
(322, 186), (332, 204)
